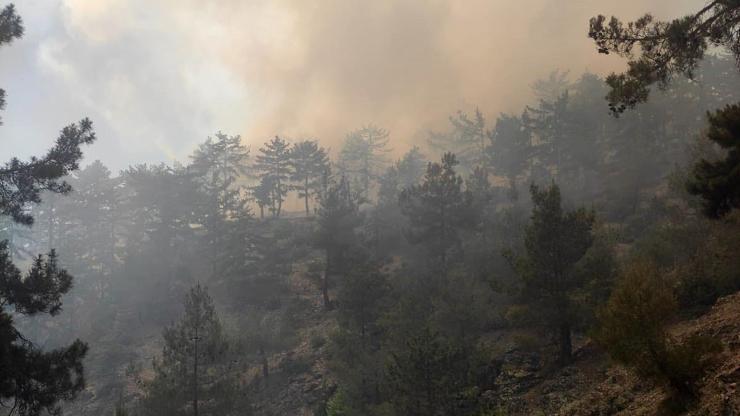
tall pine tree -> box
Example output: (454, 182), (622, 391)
(338, 125), (390, 198)
(399, 153), (473, 269)
(254, 136), (291, 217)
(512, 183), (594, 364)
(0, 5), (93, 413)
(288, 140), (329, 216)
(141, 284), (240, 416)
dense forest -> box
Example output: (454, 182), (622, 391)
(2, 1), (740, 416)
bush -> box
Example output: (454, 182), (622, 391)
(674, 216), (740, 310)
(594, 260), (721, 408)
(325, 388), (351, 416)
(310, 331), (327, 350)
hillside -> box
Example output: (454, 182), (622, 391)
(245, 270), (740, 416)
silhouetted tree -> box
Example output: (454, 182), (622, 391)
(289, 140), (330, 216)
(588, 2), (740, 113)
(531, 69), (571, 102)
(58, 160), (120, 281)
(315, 177), (363, 309)
(0, 3), (22, 126)
(254, 136), (291, 217)
(141, 284), (238, 416)
(385, 328), (469, 416)
(399, 153), (473, 269)
(190, 133), (251, 276)
(338, 125), (390, 198)
(250, 176), (273, 219)
(0, 6), (92, 413)
(488, 113), (532, 200)
(190, 132), (250, 220)
(120, 163), (200, 260)
(0, 245), (89, 416)
(688, 103), (740, 218)
(428, 109), (487, 173)
(512, 183), (594, 364)
(395, 146), (426, 190)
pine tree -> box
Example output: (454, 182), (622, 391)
(250, 176), (273, 219)
(190, 133), (251, 276)
(338, 125), (390, 198)
(254, 136), (291, 217)
(428, 109), (487, 173)
(329, 260), (389, 412)
(120, 163), (201, 260)
(0, 245), (89, 416)
(59, 160), (120, 280)
(385, 328), (469, 416)
(0, 5), (93, 413)
(315, 177), (363, 309)
(395, 146), (426, 190)
(190, 132), (250, 220)
(336, 263), (388, 340)
(512, 183), (594, 364)
(588, 2), (740, 114)
(0, 3), (22, 126)
(141, 284), (239, 416)
(399, 153), (473, 269)
(487, 113), (532, 200)
(688, 103), (740, 218)
(288, 140), (329, 216)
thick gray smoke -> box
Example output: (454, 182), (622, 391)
(0, 0), (702, 168)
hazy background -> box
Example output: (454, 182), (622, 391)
(0, 0), (701, 171)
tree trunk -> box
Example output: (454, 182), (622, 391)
(193, 329), (199, 416)
(305, 177), (310, 216)
(322, 253), (332, 310)
(558, 322), (572, 365)
(260, 346), (269, 386)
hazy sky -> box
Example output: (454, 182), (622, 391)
(0, 0), (702, 171)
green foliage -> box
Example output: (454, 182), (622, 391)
(316, 177), (363, 308)
(289, 140), (330, 215)
(0, 118), (96, 226)
(337, 263), (388, 339)
(399, 153), (474, 268)
(487, 113), (531, 199)
(510, 183), (595, 364)
(688, 103), (740, 218)
(385, 328), (470, 416)
(5, 4), (740, 413)
(0, 7), (92, 413)
(395, 147), (427, 190)
(325, 388), (352, 416)
(254, 136), (292, 217)
(588, 2), (740, 114)
(0, 3), (22, 125)
(141, 284), (239, 416)
(594, 260), (722, 405)
(673, 213), (740, 309)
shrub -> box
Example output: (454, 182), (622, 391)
(593, 260), (721, 408)
(325, 388), (351, 416)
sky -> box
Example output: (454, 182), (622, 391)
(0, 0), (703, 172)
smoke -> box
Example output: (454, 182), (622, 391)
(0, 0), (702, 168)
(213, 0), (702, 153)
